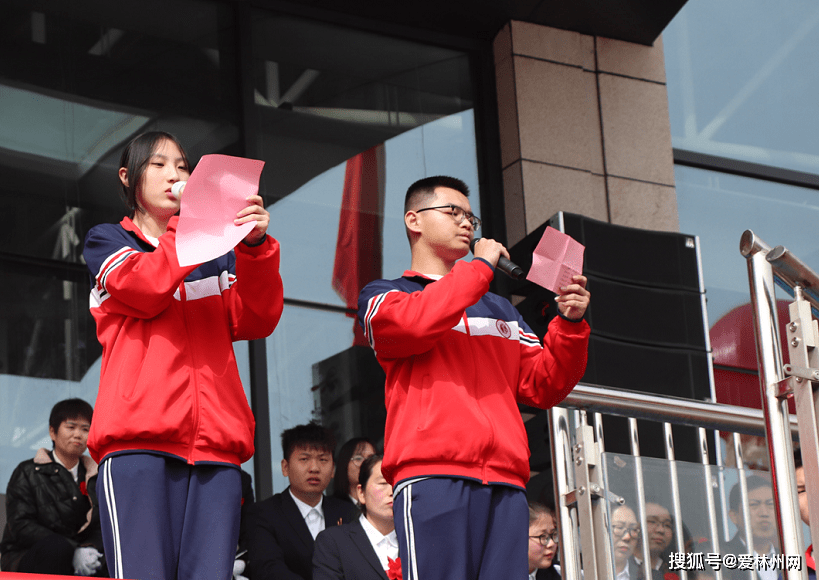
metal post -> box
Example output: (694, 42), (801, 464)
(740, 231), (804, 580)
(698, 427), (724, 580)
(783, 284), (819, 555)
(573, 410), (614, 580)
(629, 418), (653, 580)
(732, 432), (755, 580)
(715, 431), (730, 544)
(550, 406), (582, 580)
(664, 422), (688, 580)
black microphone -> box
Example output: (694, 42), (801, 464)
(470, 238), (525, 280)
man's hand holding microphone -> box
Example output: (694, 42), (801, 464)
(471, 237), (589, 321)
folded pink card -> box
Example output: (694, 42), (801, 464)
(525, 226), (585, 293)
(176, 154), (265, 267)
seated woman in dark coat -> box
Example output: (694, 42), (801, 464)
(313, 455), (397, 580)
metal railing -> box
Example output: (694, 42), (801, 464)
(741, 231), (819, 573)
(548, 230), (819, 580)
(549, 383), (802, 580)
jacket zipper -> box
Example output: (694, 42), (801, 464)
(463, 311), (496, 484)
(179, 279), (200, 465)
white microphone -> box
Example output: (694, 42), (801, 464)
(171, 181), (187, 199)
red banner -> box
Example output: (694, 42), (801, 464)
(332, 145), (385, 346)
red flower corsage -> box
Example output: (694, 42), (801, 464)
(79, 481), (88, 496)
(665, 573), (680, 580)
(387, 557), (402, 580)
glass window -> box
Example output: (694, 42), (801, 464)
(0, 271), (98, 381)
(250, 12), (474, 203)
(0, 0), (242, 379)
(664, 0), (819, 175)
(1, 1), (242, 263)
(675, 165), (819, 325)
(0, 358), (102, 490)
(266, 305), (360, 493)
(0, 0), (254, 483)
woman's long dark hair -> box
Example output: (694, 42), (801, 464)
(332, 436), (375, 501)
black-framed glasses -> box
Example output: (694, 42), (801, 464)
(529, 531), (559, 546)
(611, 524), (641, 537)
(415, 204), (481, 231)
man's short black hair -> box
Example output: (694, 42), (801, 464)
(404, 176), (470, 213)
(49, 398), (93, 434)
(281, 421), (336, 461)
(729, 474), (772, 511)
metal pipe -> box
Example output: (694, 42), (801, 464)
(574, 410), (613, 580)
(742, 230), (804, 580)
(794, 376), (819, 563)
(736, 459), (754, 580)
(698, 427), (724, 580)
(766, 245), (819, 313)
(739, 229), (772, 258)
(595, 412), (605, 454)
(731, 431), (754, 573)
(665, 422), (687, 580)
(715, 430), (730, 543)
(783, 285), (819, 556)
(630, 417), (653, 580)
(560, 384), (799, 438)
(549, 407), (582, 580)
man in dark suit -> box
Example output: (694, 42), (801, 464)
(722, 475), (779, 580)
(245, 422), (358, 580)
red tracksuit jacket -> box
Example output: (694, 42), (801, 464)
(357, 258), (589, 488)
(83, 216), (283, 466)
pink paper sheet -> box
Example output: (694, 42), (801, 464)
(176, 154), (265, 267)
(525, 226), (585, 293)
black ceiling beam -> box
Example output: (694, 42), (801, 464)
(255, 0), (688, 46)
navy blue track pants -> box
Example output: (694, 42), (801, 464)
(98, 453), (241, 580)
(393, 477), (529, 580)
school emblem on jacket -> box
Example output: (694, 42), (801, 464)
(496, 319), (511, 338)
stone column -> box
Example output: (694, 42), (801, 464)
(493, 21), (678, 246)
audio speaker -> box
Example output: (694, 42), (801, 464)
(511, 212), (714, 461)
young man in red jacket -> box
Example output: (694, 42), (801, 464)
(357, 176), (590, 580)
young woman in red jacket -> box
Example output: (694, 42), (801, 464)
(83, 131), (283, 580)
